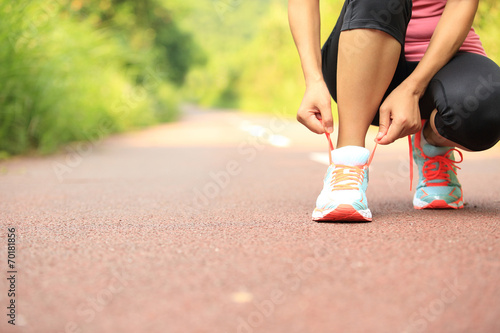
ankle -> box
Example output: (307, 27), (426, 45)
(337, 139), (365, 148)
(422, 121), (445, 147)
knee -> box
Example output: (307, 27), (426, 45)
(465, 108), (500, 151)
(438, 99), (500, 151)
(431, 53), (500, 151)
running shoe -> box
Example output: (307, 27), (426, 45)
(412, 127), (464, 209)
(312, 145), (373, 222)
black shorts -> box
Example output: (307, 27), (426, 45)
(321, 0), (500, 151)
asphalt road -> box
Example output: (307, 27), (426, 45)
(1, 105), (499, 333)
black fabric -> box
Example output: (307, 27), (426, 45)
(340, 0), (412, 45)
(321, 0), (412, 102)
(321, 0), (500, 151)
(421, 53), (500, 151)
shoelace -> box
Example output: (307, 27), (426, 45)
(329, 164), (365, 190)
(421, 148), (463, 187)
(325, 133), (377, 191)
(408, 135), (414, 191)
(325, 132), (377, 166)
(325, 132), (460, 191)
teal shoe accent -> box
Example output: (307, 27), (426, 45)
(412, 127), (464, 209)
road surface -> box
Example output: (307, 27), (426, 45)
(1, 105), (499, 333)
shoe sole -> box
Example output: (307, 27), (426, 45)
(413, 198), (464, 210)
(312, 204), (372, 222)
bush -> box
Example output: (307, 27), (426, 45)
(0, 0), (200, 155)
(182, 0), (500, 117)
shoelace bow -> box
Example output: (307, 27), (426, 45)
(421, 148), (463, 187)
(325, 132), (377, 190)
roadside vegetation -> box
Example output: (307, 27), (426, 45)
(1, 0), (498, 156)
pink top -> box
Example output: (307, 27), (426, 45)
(405, 0), (487, 61)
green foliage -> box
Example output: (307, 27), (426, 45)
(474, 0), (500, 63)
(1, 0), (499, 157)
(180, 0), (270, 108)
(67, 0), (206, 85)
(235, 2), (302, 114)
(0, 0), (200, 155)
(182, 0), (500, 117)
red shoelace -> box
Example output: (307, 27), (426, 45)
(325, 133), (375, 191)
(324, 133), (461, 191)
(325, 132), (377, 167)
(420, 148), (463, 187)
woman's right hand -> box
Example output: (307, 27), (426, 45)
(296, 80), (333, 134)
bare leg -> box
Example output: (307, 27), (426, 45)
(424, 109), (472, 151)
(336, 29), (401, 148)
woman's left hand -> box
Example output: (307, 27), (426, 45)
(375, 81), (423, 145)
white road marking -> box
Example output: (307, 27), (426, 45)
(239, 122), (291, 147)
(309, 152), (330, 166)
(268, 134), (290, 147)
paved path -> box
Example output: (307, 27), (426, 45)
(1, 106), (499, 333)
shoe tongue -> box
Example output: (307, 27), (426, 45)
(423, 144), (451, 157)
(331, 146), (370, 166)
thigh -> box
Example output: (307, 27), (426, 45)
(321, 0), (412, 124)
(420, 52), (500, 151)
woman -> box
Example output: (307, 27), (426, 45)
(288, 0), (500, 222)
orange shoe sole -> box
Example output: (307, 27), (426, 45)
(313, 204), (372, 222)
(414, 199), (464, 210)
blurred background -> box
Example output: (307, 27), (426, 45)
(1, 0), (499, 157)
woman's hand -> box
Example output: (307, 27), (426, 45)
(297, 80), (333, 134)
(376, 0), (479, 145)
(376, 81), (422, 144)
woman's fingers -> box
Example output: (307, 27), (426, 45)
(297, 82), (334, 134)
(377, 116), (422, 144)
(376, 87), (422, 145)
(376, 104), (391, 142)
(378, 120), (405, 144)
(297, 108), (324, 134)
(320, 100), (333, 133)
